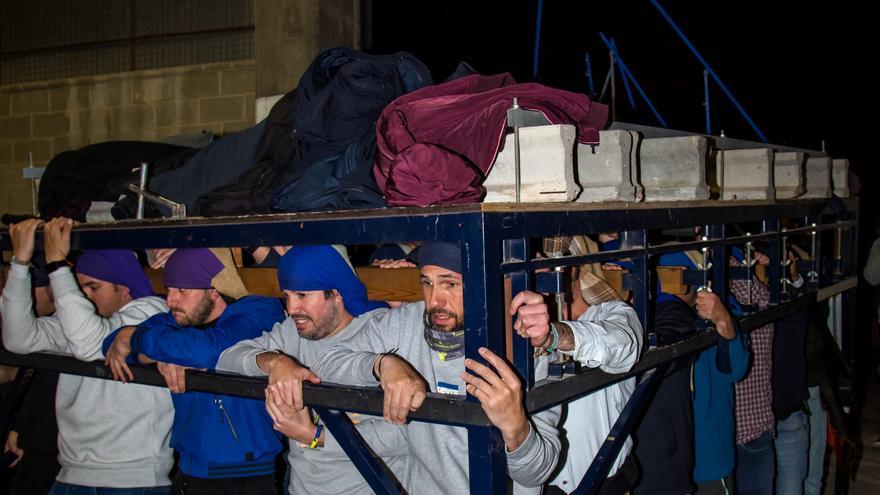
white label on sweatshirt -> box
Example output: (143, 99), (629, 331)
(436, 381), (461, 395)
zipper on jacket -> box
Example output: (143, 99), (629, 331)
(213, 395), (240, 443)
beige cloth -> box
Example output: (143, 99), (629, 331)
(208, 247), (249, 300)
(544, 235), (624, 305)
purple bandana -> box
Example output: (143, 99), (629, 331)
(163, 248), (224, 289)
(75, 250), (154, 299)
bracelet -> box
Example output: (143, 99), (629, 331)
(308, 424), (323, 449)
(371, 348), (399, 382)
(10, 256), (31, 267)
(45, 260), (69, 274)
(545, 323), (560, 354)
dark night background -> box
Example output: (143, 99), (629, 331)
(367, 0), (876, 206)
(367, 0), (880, 408)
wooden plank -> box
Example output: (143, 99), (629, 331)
(146, 264), (693, 302)
(657, 266), (688, 295)
(145, 266), (424, 303)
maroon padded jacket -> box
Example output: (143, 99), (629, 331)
(374, 73), (609, 206)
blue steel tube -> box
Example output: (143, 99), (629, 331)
(703, 70), (712, 134)
(460, 221), (508, 493)
(572, 363), (670, 495)
(585, 52), (595, 94)
(532, 0), (544, 79)
(598, 32), (668, 128)
(649, 0), (768, 142)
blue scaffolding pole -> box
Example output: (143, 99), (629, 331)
(649, 0), (767, 142)
(598, 32), (668, 127)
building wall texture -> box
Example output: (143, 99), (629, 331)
(0, 60), (256, 215)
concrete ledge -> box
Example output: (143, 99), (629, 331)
(576, 130), (640, 202)
(774, 152), (805, 199)
(639, 136), (709, 201)
(484, 124), (579, 203)
(713, 148), (775, 200)
(803, 156), (832, 198)
(832, 159), (850, 197)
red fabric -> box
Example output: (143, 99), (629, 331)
(374, 73), (609, 206)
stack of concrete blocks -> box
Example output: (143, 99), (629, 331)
(483, 124), (580, 202)
(832, 159), (850, 197)
(711, 148), (775, 200)
(575, 130), (643, 202)
(773, 152), (806, 199)
(639, 136), (710, 201)
(802, 156), (832, 198)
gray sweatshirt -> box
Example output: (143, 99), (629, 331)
(216, 309), (416, 494)
(0, 264), (175, 488)
(311, 301), (562, 495)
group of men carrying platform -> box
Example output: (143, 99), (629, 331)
(1, 216), (744, 495)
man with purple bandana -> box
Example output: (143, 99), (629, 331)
(102, 247), (285, 495)
(1, 217), (174, 494)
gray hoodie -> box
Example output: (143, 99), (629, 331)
(312, 301), (561, 494)
(217, 308), (417, 494)
(1, 264), (174, 488)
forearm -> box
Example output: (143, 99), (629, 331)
(558, 302), (643, 373)
(52, 268), (115, 360)
(1, 264), (69, 354)
(714, 315), (736, 340)
(311, 349), (381, 387)
(216, 322), (289, 376)
(506, 407), (562, 486)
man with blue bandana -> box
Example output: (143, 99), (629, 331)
(2, 217), (174, 494)
(656, 251), (749, 495)
(216, 244), (425, 494)
(102, 247), (285, 495)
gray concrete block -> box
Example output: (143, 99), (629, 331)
(803, 156), (832, 198)
(832, 159), (850, 197)
(484, 124), (579, 203)
(639, 136), (710, 201)
(713, 148), (775, 200)
(773, 152), (805, 199)
(576, 130), (640, 202)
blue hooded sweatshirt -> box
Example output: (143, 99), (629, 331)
(103, 295), (285, 478)
(656, 252), (750, 482)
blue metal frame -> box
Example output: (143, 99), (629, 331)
(0, 197), (859, 494)
(314, 407), (401, 495)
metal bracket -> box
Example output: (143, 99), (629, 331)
(128, 162), (186, 219)
(507, 98), (552, 203)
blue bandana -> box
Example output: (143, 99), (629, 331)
(76, 250), (154, 300)
(277, 245), (386, 317)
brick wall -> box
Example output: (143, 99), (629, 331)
(0, 60), (256, 215)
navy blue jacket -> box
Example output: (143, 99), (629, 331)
(103, 295), (285, 478)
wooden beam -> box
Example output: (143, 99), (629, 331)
(146, 265), (696, 301)
(145, 266), (424, 302)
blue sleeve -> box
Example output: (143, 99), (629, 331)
(713, 325), (750, 383)
(728, 327), (750, 381)
(101, 325), (139, 364)
(129, 297), (285, 370)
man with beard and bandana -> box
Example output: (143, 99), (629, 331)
(215, 244), (431, 495)
(102, 248), (285, 495)
(297, 242), (562, 494)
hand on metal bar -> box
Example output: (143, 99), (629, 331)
(372, 354), (427, 425)
(462, 347), (531, 452)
